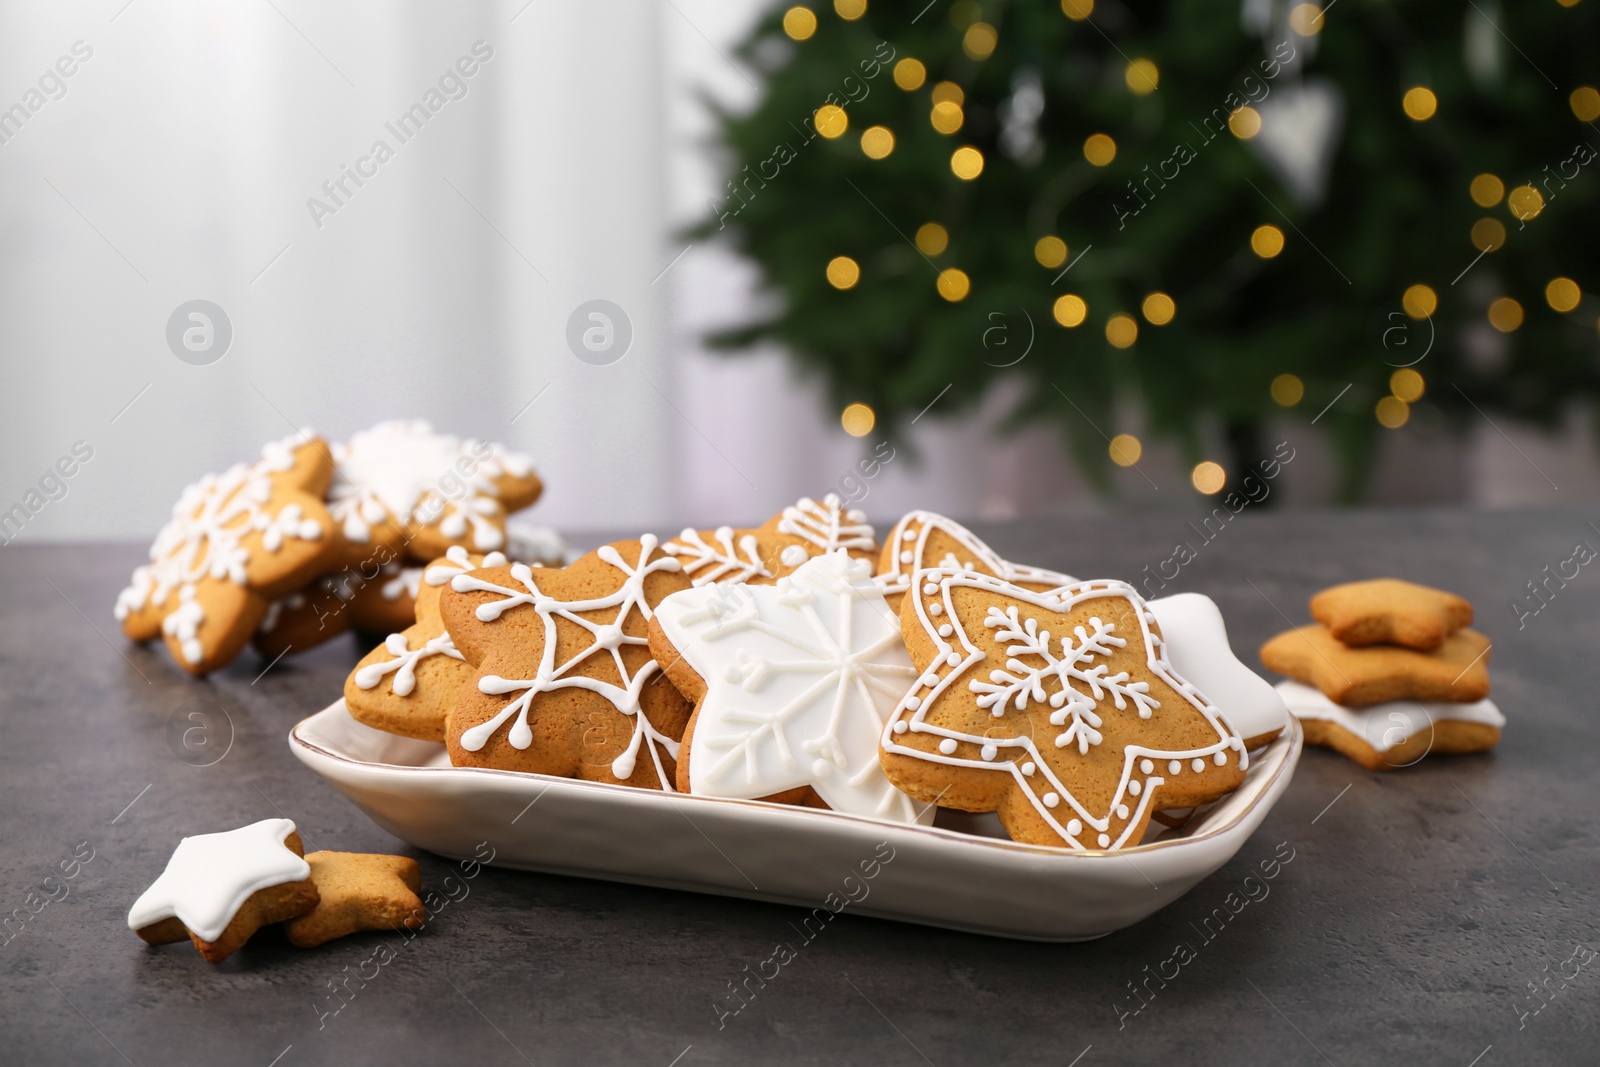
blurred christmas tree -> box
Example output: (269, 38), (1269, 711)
(692, 0), (1600, 499)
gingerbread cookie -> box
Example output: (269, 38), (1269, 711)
(649, 551), (927, 822)
(1260, 624), (1491, 706)
(284, 852), (424, 948)
(1310, 578), (1473, 651)
(874, 511), (1075, 613)
(1147, 593), (1286, 749)
(128, 818), (319, 963)
(880, 574), (1247, 850)
(662, 494), (877, 588)
(345, 546), (507, 742)
(326, 420), (541, 566)
(254, 575), (353, 660)
(345, 561), (424, 635)
(1276, 680), (1504, 770)
(114, 433), (338, 675)
(440, 537), (692, 789)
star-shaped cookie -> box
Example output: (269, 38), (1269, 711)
(128, 818), (319, 963)
(1276, 680), (1505, 771)
(874, 511), (1076, 613)
(440, 536), (692, 788)
(660, 493), (878, 587)
(1260, 624), (1491, 706)
(284, 852), (425, 948)
(345, 546), (507, 742)
(1310, 578), (1474, 650)
(648, 551), (926, 822)
(114, 434), (337, 674)
(880, 573), (1246, 849)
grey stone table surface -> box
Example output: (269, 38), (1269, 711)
(2, 509), (1597, 1066)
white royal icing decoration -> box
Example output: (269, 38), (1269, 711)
(662, 526), (774, 586)
(126, 819), (309, 942)
(327, 420), (535, 550)
(777, 494), (877, 556)
(1148, 593), (1287, 745)
(873, 511), (1076, 600)
(355, 547), (509, 696)
(1275, 680), (1505, 751)
(653, 552), (928, 824)
(881, 574), (1242, 851)
(449, 536), (683, 785)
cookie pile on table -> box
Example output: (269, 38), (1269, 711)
(113, 421), (568, 675)
(342, 496), (1293, 852)
(1260, 578), (1505, 770)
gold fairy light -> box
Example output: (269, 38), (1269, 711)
(893, 58), (926, 91)
(1229, 106), (1262, 139)
(1546, 277), (1581, 312)
(930, 101), (964, 134)
(1402, 87), (1437, 121)
(860, 126), (895, 159)
(1141, 292), (1175, 325)
(814, 104), (848, 139)
(937, 268), (971, 301)
(826, 256), (860, 289)
(1390, 369), (1425, 402)
(783, 7), (817, 40)
(915, 223), (949, 255)
(963, 22), (998, 60)
(1471, 218), (1506, 252)
(1105, 313), (1138, 348)
(1487, 297), (1524, 332)
(1375, 396), (1410, 428)
(1191, 462), (1225, 494)
(950, 146), (985, 180)
(1125, 59), (1158, 95)
(1270, 373), (1304, 406)
(1034, 236), (1067, 268)
(1053, 294), (1087, 327)
(1470, 174), (1504, 207)
(1109, 434), (1142, 466)
(1402, 284), (1438, 318)
(1251, 224), (1285, 258)
(1083, 133), (1116, 165)
(841, 402), (875, 436)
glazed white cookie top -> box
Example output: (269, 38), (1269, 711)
(654, 551), (927, 823)
(1147, 593), (1287, 745)
(127, 818), (310, 942)
(1275, 680), (1505, 750)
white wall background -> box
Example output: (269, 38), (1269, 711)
(1, 0), (1594, 545)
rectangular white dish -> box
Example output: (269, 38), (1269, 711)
(290, 700), (1301, 941)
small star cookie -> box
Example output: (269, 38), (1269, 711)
(1276, 680), (1505, 771)
(128, 818), (319, 963)
(1310, 578), (1473, 651)
(284, 852), (424, 948)
(1260, 624), (1491, 707)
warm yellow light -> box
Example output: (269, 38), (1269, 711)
(1488, 297), (1524, 332)
(783, 7), (818, 40)
(814, 104), (848, 139)
(1141, 292), (1175, 325)
(931, 81), (964, 107)
(1125, 59), (1159, 95)
(1390, 369), (1425, 403)
(937, 268), (970, 302)
(1060, 0), (1094, 20)
(1053, 294), (1087, 327)
(1402, 87), (1437, 121)
(893, 58), (926, 91)
(1229, 106), (1262, 139)
(930, 101), (964, 134)
(915, 223), (949, 256)
(963, 22), (998, 60)
(1471, 218), (1506, 252)
(1546, 277), (1582, 312)
(1251, 224), (1285, 258)
(1470, 173), (1504, 207)
(1288, 3), (1323, 35)
(1191, 461), (1226, 495)
(1402, 284), (1438, 319)
(950, 146), (985, 180)
(826, 256), (860, 289)
(841, 402), (875, 436)
(1083, 133), (1117, 166)
(1109, 434), (1143, 467)
(1375, 396), (1410, 429)
(1571, 87), (1600, 123)
(860, 126), (895, 159)
(834, 0), (868, 20)
(1034, 236), (1068, 268)
(1271, 373), (1305, 407)
(1508, 185), (1545, 221)
(1106, 313), (1139, 349)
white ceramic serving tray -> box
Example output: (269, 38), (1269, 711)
(290, 701), (1301, 941)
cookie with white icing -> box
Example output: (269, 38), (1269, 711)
(345, 547), (507, 742)
(648, 551), (929, 823)
(879, 572), (1247, 850)
(1148, 593), (1286, 750)
(114, 434), (338, 675)
(440, 537), (692, 789)
(129, 818), (319, 963)
(1261, 623), (1492, 706)
(326, 420), (541, 566)
(253, 573), (355, 660)
(875, 510), (1076, 614)
(1276, 680), (1504, 770)
(661, 494), (877, 589)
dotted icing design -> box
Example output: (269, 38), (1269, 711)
(874, 510), (1076, 599)
(881, 572), (1245, 851)
(449, 535), (684, 786)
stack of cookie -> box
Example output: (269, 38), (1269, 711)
(114, 421), (567, 675)
(1260, 578), (1505, 770)
(342, 498), (1288, 852)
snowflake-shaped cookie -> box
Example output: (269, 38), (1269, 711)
(661, 493), (878, 589)
(880, 573), (1246, 850)
(649, 551), (926, 823)
(114, 434), (337, 674)
(326, 420), (541, 563)
(439, 537), (693, 789)
(874, 510), (1076, 613)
